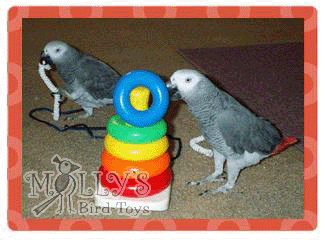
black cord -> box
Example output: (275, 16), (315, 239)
(29, 107), (106, 139)
(166, 134), (182, 161)
(29, 107), (182, 160)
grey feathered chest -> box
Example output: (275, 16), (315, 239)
(186, 86), (281, 156)
(188, 93), (235, 156)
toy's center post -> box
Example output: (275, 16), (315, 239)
(130, 87), (150, 111)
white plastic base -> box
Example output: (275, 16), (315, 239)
(94, 183), (171, 211)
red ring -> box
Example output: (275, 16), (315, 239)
(98, 165), (172, 198)
(101, 150), (170, 178)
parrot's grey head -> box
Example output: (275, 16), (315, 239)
(167, 69), (209, 102)
(40, 41), (78, 66)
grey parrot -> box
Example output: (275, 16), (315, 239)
(167, 69), (296, 195)
(40, 40), (120, 118)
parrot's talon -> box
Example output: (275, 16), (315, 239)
(187, 177), (225, 186)
(64, 116), (77, 121)
(201, 186), (231, 195)
(186, 181), (201, 186)
(199, 190), (209, 196)
(64, 112), (92, 121)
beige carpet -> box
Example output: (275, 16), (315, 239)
(22, 18), (304, 219)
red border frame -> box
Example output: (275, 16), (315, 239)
(7, 6), (317, 230)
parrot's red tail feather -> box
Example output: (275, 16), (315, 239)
(271, 137), (298, 156)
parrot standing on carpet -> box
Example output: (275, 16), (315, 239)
(40, 40), (121, 118)
(167, 69), (297, 195)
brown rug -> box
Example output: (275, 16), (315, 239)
(177, 43), (304, 150)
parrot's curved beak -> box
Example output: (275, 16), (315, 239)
(40, 51), (54, 66)
(166, 82), (182, 101)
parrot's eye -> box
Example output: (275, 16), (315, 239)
(185, 78), (192, 83)
(55, 48), (60, 53)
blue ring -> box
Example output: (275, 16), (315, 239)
(113, 70), (169, 127)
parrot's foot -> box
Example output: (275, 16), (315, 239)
(187, 176), (225, 186)
(64, 111), (92, 120)
(199, 186), (231, 196)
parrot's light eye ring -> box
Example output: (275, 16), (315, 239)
(185, 78), (192, 83)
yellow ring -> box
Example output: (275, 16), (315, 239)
(104, 134), (169, 161)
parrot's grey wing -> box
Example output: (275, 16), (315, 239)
(217, 109), (282, 155)
(76, 55), (121, 100)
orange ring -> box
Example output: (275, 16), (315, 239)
(101, 150), (170, 178)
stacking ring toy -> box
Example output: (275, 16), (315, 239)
(99, 165), (172, 197)
(104, 134), (168, 161)
(101, 150), (170, 178)
(107, 114), (167, 144)
(113, 70), (170, 127)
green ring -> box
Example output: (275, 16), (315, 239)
(107, 114), (167, 144)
